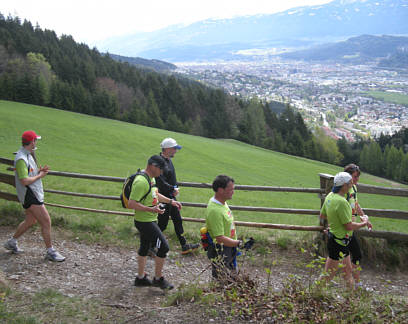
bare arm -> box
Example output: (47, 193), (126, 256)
(344, 217), (368, 231)
(127, 200), (164, 214)
(20, 165), (49, 186)
(355, 202), (373, 229)
(158, 193), (182, 210)
(215, 235), (241, 248)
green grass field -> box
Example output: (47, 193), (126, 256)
(0, 100), (407, 243)
(364, 91), (408, 106)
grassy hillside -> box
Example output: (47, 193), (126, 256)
(0, 100), (407, 241)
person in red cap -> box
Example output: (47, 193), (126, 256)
(3, 131), (65, 262)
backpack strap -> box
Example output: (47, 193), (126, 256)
(136, 170), (152, 203)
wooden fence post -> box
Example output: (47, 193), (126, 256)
(317, 173), (334, 256)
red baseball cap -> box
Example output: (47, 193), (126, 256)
(22, 130), (41, 144)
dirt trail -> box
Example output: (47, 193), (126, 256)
(1, 226), (407, 323)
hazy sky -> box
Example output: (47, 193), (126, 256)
(2, 0), (332, 46)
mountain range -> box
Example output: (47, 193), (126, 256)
(97, 0), (408, 62)
(279, 34), (408, 67)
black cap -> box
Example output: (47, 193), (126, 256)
(148, 155), (165, 169)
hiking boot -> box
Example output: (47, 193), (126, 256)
(181, 243), (199, 255)
(152, 277), (174, 290)
(134, 274), (152, 287)
(45, 249), (66, 262)
(4, 239), (23, 254)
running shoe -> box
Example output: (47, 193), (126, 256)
(181, 243), (199, 255)
(46, 249), (66, 262)
(134, 274), (152, 286)
(152, 277), (174, 290)
(4, 239), (23, 253)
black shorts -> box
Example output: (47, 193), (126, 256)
(348, 235), (362, 264)
(327, 233), (350, 261)
(134, 220), (169, 258)
(23, 187), (44, 209)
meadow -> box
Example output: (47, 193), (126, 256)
(364, 90), (408, 106)
(0, 100), (407, 245)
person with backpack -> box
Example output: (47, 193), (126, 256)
(3, 130), (65, 262)
(205, 175), (242, 279)
(128, 155), (181, 290)
(344, 163), (373, 288)
(320, 172), (370, 288)
(155, 138), (199, 255)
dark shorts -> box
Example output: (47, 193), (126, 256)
(327, 233), (350, 261)
(207, 244), (237, 278)
(23, 187), (44, 209)
(348, 235), (362, 264)
(134, 220), (169, 258)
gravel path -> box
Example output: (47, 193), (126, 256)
(1, 226), (407, 323)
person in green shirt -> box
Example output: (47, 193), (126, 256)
(128, 155), (181, 290)
(344, 163), (373, 287)
(320, 172), (369, 288)
(4, 130), (65, 262)
(205, 175), (243, 279)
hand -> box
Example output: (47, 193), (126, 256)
(172, 200), (182, 210)
(38, 165), (49, 178)
(367, 221), (373, 231)
(173, 188), (179, 197)
(40, 165), (50, 172)
(152, 205), (165, 214)
(360, 215), (369, 223)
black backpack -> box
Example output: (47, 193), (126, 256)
(120, 169), (151, 208)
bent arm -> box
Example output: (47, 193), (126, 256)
(20, 172), (46, 186)
(128, 199), (160, 213)
(215, 235), (241, 248)
(158, 193), (182, 209)
(344, 220), (368, 231)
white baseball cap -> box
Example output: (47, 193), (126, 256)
(160, 138), (182, 149)
(333, 172), (352, 187)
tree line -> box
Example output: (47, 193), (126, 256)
(337, 128), (408, 183)
(0, 14), (406, 182)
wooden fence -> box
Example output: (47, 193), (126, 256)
(1, 157), (408, 241)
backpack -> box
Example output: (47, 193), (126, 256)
(120, 169), (151, 208)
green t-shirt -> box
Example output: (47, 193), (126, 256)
(130, 174), (159, 222)
(321, 192), (352, 246)
(345, 185), (358, 216)
(205, 198), (237, 240)
(15, 159), (29, 179)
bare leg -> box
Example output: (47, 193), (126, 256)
(138, 255), (147, 277)
(154, 256), (165, 278)
(12, 209), (37, 239)
(324, 257), (339, 283)
(342, 255), (355, 289)
(352, 263), (360, 283)
(29, 205), (52, 248)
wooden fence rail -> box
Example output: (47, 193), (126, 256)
(1, 157), (408, 241)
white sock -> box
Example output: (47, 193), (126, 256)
(47, 247), (55, 253)
(10, 238), (17, 244)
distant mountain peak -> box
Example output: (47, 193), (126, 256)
(97, 0), (408, 62)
